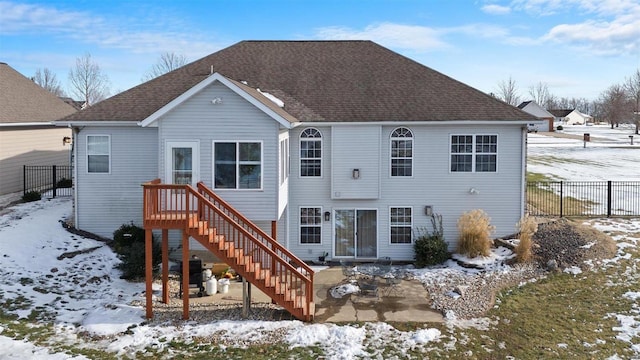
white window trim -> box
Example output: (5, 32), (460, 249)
(86, 134), (111, 174)
(449, 134), (499, 173)
(390, 127), (414, 178)
(212, 140), (264, 190)
(389, 206), (413, 245)
(299, 206), (323, 245)
(299, 128), (323, 178)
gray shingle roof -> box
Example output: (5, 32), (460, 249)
(0, 63), (77, 123)
(548, 109), (574, 117)
(61, 41), (537, 123)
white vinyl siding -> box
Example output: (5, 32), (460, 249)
(75, 127), (158, 238)
(390, 207), (412, 244)
(86, 135), (110, 173)
(331, 126), (380, 199)
(450, 134), (498, 173)
(159, 81), (279, 221)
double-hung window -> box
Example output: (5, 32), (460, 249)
(390, 207), (412, 244)
(300, 207), (322, 244)
(450, 135), (497, 172)
(391, 127), (413, 177)
(300, 128), (322, 177)
(87, 135), (110, 173)
(214, 141), (262, 189)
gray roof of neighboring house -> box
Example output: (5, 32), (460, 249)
(0, 63), (77, 124)
(61, 40), (537, 123)
(548, 109), (574, 117)
(517, 101), (532, 109)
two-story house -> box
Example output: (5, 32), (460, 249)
(58, 40), (537, 263)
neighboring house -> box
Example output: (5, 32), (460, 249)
(57, 40), (538, 262)
(517, 100), (554, 132)
(0, 63), (76, 196)
(548, 109), (575, 126)
(565, 109), (594, 125)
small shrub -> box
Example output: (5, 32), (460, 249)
(457, 209), (495, 258)
(556, 125), (564, 131)
(113, 222), (160, 280)
(22, 191), (41, 202)
(414, 215), (449, 268)
(56, 178), (72, 188)
(515, 215), (538, 263)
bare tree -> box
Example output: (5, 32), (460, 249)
(599, 84), (632, 129)
(68, 53), (110, 106)
(495, 76), (520, 106)
(32, 68), (65, 97)
(624, 69), (640, 134)
(528, 81), (551, 107)
(142, 52), (187, 82)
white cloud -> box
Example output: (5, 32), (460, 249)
(511, 0), (640, 56)
(540, 3), (640, 55)
(314, 22), (449, 52)
(314, 22), (516, 53)
(481, 4), (512, 15)
(0, 1), (217, 59)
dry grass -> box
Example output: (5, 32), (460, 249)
(515, 215), (538, 263)
(457, 209), (495, 257)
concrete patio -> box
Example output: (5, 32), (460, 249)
(179, 265), (443, 323)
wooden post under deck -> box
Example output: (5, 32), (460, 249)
(181, 231), (190, 320)
(161, 229), (169, 304)
(145, 229), (153, 319)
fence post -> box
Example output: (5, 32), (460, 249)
(23, 166), (26, 197)
(559, 181), (563, 218)
(52, 165), (57, 198)
(607, 181), (612, 217)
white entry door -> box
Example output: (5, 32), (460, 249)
(165, 141), (199, 186)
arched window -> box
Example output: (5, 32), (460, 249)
(300, 128), (322, 177)
(390, 127), (413, 177)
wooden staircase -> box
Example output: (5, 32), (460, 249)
(143, 180), (314, 321)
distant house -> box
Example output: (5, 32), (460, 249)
(0, 63), (77, 196)
(548, 109), (575, 125)
(517, 101), (554, 131)
(565, 109), (594, 125)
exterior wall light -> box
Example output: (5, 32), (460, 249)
(352, 168), (360, 179)
(324, 211), (331, 221)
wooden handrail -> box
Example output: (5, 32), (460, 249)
(196, 182), (314, 276)
(185, 185), (312, 282)
(142, 181), (314, 320)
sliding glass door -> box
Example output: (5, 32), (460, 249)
(334, 209), (377, 258)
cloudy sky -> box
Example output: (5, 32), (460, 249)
(1, 0), (639, 101)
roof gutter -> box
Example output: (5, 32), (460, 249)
(55, 121), (140, 127)
(298, 120), (536, 126)
(0, 122), (57, 127)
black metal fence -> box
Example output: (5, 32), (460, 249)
(527, 181), (640, 217)
(23, 165), (72, 198)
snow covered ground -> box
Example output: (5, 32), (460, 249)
(0, 126), (639, 359)
(528, 124), (640, 181)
